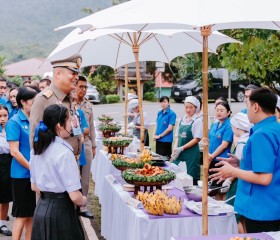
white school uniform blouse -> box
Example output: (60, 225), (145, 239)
(0, 133), (9, 154)
(30, 136), (81, 193)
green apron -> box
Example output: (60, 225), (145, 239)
(225, 141), (246, 223)
(174, 120), (200, 180)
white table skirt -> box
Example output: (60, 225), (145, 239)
(92, 148), (120, 201)
(101, 176), (238, 240)
(91, 138), (104, 183)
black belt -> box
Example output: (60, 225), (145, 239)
(0, 153), (12, 160)
(40, 191), (68, 199)
(0, 153), (10, 157)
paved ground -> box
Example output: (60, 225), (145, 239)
(92, 101), (244, 123)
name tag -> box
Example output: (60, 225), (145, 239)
(70, 114), (82, 136)
(107, 174), (117, 184)
(126, 197), (143, 209)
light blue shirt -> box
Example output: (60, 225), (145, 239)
(235, 116), (280, 221)
(6, 109), (31, 178)
(208, 117), (233, 161)
(155, 106), (176, 143)
(6, 101), (18, 119)
(30, 136), (81, 193)
(0, 96), (8, 105)
(0, 133), (10, 154)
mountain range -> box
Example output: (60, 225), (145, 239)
(0, 0), (112, 63)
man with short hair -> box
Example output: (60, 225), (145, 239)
(241, 84), (260, 114)
(75, 75), (96, 219)
(153, 96), (176, 157)
(30, 54), (83, 157)
(210, 87), (280, 233)
(39, 78), (51, 91)
(0, 77), (8, 105)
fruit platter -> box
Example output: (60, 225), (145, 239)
(122, 163), (176, 194)
(103, 137), (132, 154)
(98, 114), (114, 123)
(110, 154), (146, 171)
(99, 123), (121, 138)
(136, 190), (182, 216)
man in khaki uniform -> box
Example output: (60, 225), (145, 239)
(29, 54), (83, 157)
(75, 76), (96, 219)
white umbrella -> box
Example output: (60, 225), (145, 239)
(56, 0), (280, 32)
(44, 28), (240, 151)
(45, 28), (240, 69)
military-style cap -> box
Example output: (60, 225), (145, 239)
(51, 54), (82, 73)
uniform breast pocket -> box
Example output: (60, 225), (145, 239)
(216, 133), (222, 139)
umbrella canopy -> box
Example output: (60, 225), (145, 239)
(56, 0), (280, 32)
(45, 28), (240, 69)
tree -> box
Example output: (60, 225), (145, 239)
(0, 56), (5, 76)
(171, 52), (222, 80)
(220, 30), (280, 89)
(169, 29), (280, 89)
(87, 65), (117, 95)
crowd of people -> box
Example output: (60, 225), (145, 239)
(0, 55), (95, 240)
(0, 53), (280, 239)
(128, 84), (280, 234)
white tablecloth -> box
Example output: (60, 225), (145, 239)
(91, 138), (104, 183)
(92, 148), (120, 201)
(101, 176), (238, 240)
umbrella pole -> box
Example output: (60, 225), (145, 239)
(133, 33), (145, 151)
(201, 26), (211, 236)
(124, 64), (128, 137)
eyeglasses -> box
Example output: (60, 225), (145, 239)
(78, 85), (88, 90)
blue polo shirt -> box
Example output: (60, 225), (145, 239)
(240, 108), (247, 114)
(6, 109), (31, 178)
(6, 101), (18, 119)
(208, 117), (233, 160)
(235, 116), (280, 221)
(155, 106), (176, 143)
(0, 96), (8, 105)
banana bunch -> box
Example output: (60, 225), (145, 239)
(137, 190), (182, 215)
(140, 149), (153, 162)
(163, 195), (182, 215)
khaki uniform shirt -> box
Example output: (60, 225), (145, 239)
(29, 84), (82, 155)
(76, 99), (96, 148)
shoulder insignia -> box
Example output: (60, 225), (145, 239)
(42, 90), (53, 99)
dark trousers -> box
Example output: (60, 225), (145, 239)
(156, 141), (172, 157)
(244, 217), (280, 233)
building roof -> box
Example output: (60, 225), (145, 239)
(4, 58), (52, 77)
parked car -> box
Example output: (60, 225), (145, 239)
(171, 70), (248, 103)
(86, 83), (100, 104)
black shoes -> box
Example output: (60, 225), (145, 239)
(78, 210), (94, 219)
(0, 225), (12, 236)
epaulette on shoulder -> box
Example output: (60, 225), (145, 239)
(42, 89), (53, 99)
